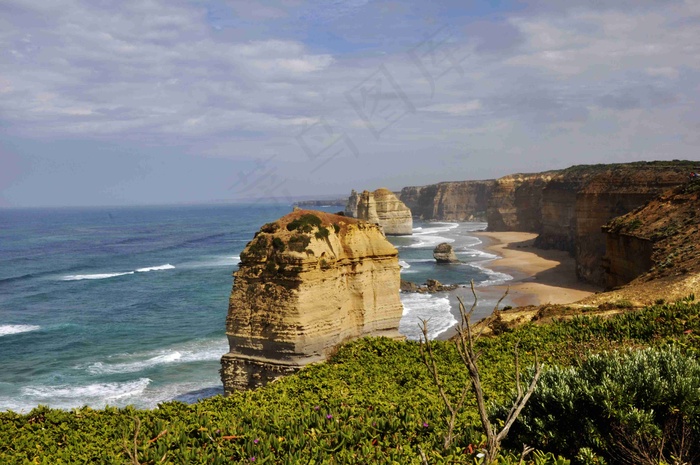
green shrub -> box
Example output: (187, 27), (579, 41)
(286, 214), (322, 233)
(496, 347), (700, 464)
(333, 223), (341, 234)
(314, 226), (330, 240)
(261, 222), (279, 233)
(244, 235), (269, 259)
(287, 234), (310, 252)
(2, 301), (698, 465)
(272, 237), (285, 251)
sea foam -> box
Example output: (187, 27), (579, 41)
(469, 262), (513, 286)
(85, 339), (228, 375)
(62, 272), (134, 281)
(408, 222), (459, 248)
(22, 378), (151, 404)
(135, 264), (176, 272)
(0, 325), (41, 337)
(62, 264), (175, 281)
(399, 293), (457, 341)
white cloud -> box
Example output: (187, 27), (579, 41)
(2, 0), (700, 206)
(423, 100), (482, 115)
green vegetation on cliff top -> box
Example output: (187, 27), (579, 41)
(1, 299), (699, 464)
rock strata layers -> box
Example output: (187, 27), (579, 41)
(221, 210), (404, 393)
(400, 181), (493, 221)
(345, 188), (413, 235)
(402, 162), (694, 286)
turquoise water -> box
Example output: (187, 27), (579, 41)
(0, 205), (510, 411)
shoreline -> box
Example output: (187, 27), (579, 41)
(471, 231), (600, 308)
(436, 230), (601, 340)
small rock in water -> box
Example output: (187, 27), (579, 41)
(433, 243), (460, 263)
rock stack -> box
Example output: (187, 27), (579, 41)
(345, 188), (413, 235)
(433, 243), (459, 263)
(221, 210), (404, 393)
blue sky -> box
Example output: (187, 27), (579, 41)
(1, 0), (699, 207)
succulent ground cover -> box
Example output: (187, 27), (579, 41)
(1, 298), (698, 464)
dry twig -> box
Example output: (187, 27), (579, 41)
(419, 280), (542, 464)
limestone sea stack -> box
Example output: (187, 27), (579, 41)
(373, 188), (413, 235)
(433, 243), (459, 263)
(345, 188), (413, 235)
(356, 190), (381, 227)
(344, 190), (361, 218)
(221, 210), (404, 393)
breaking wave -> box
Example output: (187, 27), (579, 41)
(0, 325), (41, 337)
(84, 339), (227, 375)
(21, 378), (151, 407)
(399, 293), (457, 341)
(62, 264), (175, 281)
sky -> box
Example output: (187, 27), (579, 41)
(1, 0), (699, 207)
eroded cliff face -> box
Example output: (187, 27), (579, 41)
(344, 190), (360, 218)
(356, 190), (381, 226)
(487, 173), (557, 232)
(400, 161), (695, 287)
(345, 188), (412, 235)
(373, 188), (413, 235)
(574, 164), (691, 285)
(399, 181), (493, 221)
(602, 179), (700, 291)
(221, 210), (403, 393)
(535, 178), (586, 252)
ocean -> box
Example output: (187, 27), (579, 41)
(0, 204), (511, 412)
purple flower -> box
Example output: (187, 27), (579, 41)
(249, 458), (256, 462)
(326, 414), (333, 419)
(422, 422), (429, 428)
(253, 438), (259, 444)
(313, 406), (320, 411)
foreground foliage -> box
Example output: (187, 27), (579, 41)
(497, 347), (700, 464)
(1, 300), (698, 464)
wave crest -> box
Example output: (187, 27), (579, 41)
(22, 378), (151, 401)
(0, 325), (41, 337)
(62, 272), (134, 281)
(136, 264), (175, 273)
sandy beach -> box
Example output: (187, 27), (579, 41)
(472, 231), (601, 307)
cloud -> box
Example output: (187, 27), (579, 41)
(0, 1), (335, 140)
(1, 0), (700, 206)
(423, 100), (481, 115)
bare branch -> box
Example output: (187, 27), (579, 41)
(421, 283), (541, 462)
(518, 444), (534, 465)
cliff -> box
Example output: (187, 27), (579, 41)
(373, 188), (413, 235)
(399, 161), (695, 286)
(400, 181), (493, 221)
(573, 163), (692, 285)
(220, 210), (403, 393)
(486, 173), (559, 232)
(602, 179), (700, 293)
(345, 188), (413, 235)
(356, 190), (381, 226)
(344, 190), (360, 218)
